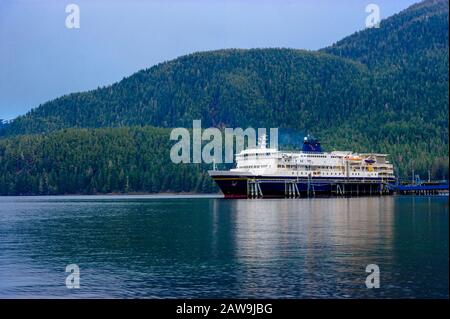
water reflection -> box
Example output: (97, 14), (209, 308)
(0, 196), (447, 298)
(215, 198), (396, 297)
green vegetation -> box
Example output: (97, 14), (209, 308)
(322, 0), (449, 180)
(0, 119), (7, 134)
(2, 49), (370, 134)
(0, 0), (448, 194)
(0, 127), (217, 195)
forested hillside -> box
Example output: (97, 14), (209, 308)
(0, 127), (217, 195)
(2, 49), (369, 134)
(323, 0), (448, 161)
(0, 0), (448, 194)
(323, 0), (448, 70)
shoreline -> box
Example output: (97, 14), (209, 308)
(0, 193), (224, 199)
(0, 191), (222, 197)
(0, 193), (448, 199)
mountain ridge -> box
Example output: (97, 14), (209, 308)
(0, 0), (448, 194)
(2, 48), (370, 134)
(2, 1), (447, 136)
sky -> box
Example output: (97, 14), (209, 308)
(0, 0), (418, 120)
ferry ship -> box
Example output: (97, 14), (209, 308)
(208, 135), (396, 198)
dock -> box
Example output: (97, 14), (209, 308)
(385, 180), (449, 195)
(245, 178), (449, 198)
(246, 177), (392, 198)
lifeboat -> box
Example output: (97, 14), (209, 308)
(364, 157), (376, 164)
(345, 155), (362, 161)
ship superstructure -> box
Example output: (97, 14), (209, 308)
(209, 135), (395, 198)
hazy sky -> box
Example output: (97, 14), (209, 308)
(0, 0), (418, 120)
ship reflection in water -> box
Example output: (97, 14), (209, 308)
(0, 196), (448, 298)
(220, 198), (397, 298)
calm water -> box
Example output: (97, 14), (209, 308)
(0, 195), (448, 299)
